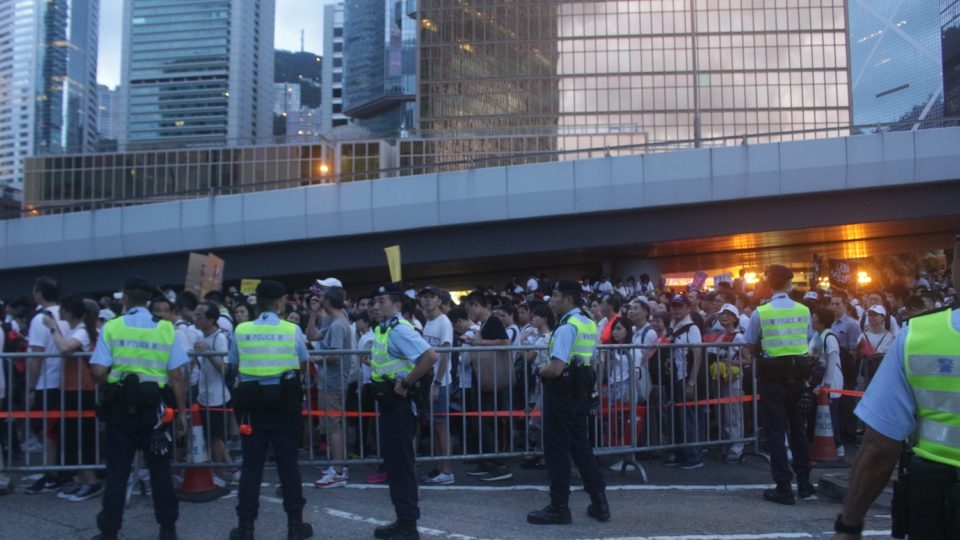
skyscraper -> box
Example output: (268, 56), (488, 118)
(0, 0), (99, 192)
(848, 0), (944, 129)
(411, 0), (852, 164)
(97, 85), (121, 142)
(274, 83), (302, 116)
(342, 0), (417, 137)
(119, 0), (275, 148)
(943, 0), (960, 118)
(321, 1), (349, 133)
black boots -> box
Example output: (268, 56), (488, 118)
(373, 520), (419, 540)
(797, 478), (817, 500)
(229, 521), (255, 540)
(158, 524), (178, 540)
(587, 493), (611, 522)
(287, 512), (313, 540)
(526, 504), (573, 525)
(763, 482), (796, 505)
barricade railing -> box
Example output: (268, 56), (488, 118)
(1, 342), (851, 476)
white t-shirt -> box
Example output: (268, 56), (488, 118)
(28, 306), (69, 390)
(189, 330), (231, 407)
(175, 320), (202, 351)
(669, 316), (702, 381)
(861, 329), (895, 356)
(68, 325), (92, 351)
(357, 329), (375, 385)
(812, 330), (843, 391)
(526, 277), (539, 292)
(422, 313), (453, 386)
(457, 326), (480, 389)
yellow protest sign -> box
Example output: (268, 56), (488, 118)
(240, 279), (261, 295)
(384, 245), (401, 282)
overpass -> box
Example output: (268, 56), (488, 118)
(1, 127), (959, 296)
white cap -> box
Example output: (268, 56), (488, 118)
(98, 309), (116, 321)
(867, 304), (886, 316)
(803, 291), (819, 300)
(719, 303), (740, 318)
(316, 277), (343, 288)
(850, 299), (860, 306)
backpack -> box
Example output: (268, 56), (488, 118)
(2, 321), (27, 354)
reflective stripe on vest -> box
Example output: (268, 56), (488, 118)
(104, 317), (175, 387)
(549, 313), (598, 366)
(757, 302), (810, 357)
(235, 320), (299, 377)
(904, 308), (960, 468)
(371, 319), (415, 382)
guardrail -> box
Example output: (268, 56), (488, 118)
(0, 342), (780, 480)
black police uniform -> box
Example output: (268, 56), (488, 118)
(229, 281), (312, 540)
(528, 281), (609, 525)
(94, 277), (183, 540)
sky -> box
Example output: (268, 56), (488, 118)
(97, 0), (331, 89)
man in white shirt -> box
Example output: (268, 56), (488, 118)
(191, 301), (234, 476)
(666, 294), (705, 470)
(419, 286), (455, 485)
(25, 276), (72, 493)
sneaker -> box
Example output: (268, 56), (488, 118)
(57, 484), (83, 500)
(609, 460), (636, 472)
(677, 460), (704, 470)
(421, 470), (455, 486)
(364, 470), (388, 484)
(520, 457), (545, 470)
(67, 483), (102, 502)
(466, 464), (491, 477)
(797, 481), (817, 500)
(763, 486), (796, 505)
(723, 454), (744, 464)
(25, 475), (69, 495)
(479, 466), (512, 482)
(314, 469), (348, 489)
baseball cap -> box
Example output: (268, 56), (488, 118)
(552, 280), (581, 295)
(98, 308), (117, 321)
(803, 291), (819, 300)
(316, 277), (343, 288)
(669, 294), (691, 306)
(719, 303), (740, 317)
(418, 285), (442, 297)
(372, 282), (404, 296)
(867, 304), (886, 316)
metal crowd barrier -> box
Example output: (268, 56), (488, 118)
(1, 342), (772, 477)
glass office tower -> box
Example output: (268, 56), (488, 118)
(848, 0), (944, 129)
(944, 0), (960, 118)
(414, 0), (851, 163)
(120, 0), (275, 149)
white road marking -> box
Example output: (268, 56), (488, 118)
(324, 508), (506, 540)
(302, 483), (777, 492)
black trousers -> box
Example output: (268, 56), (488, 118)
(907, 456), (959, 540)
(97, 408), (178, 534)
(542, 382), (605, 507)
(236, 408), (305, 522)
(758, 378), (811, 485)
(380, 397), (419, 523)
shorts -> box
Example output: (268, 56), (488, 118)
(201, 402), (231, 442)
(429, 385), (451, 419)
(320, 391), (344, 436)
(30, 389), (61, 440)
(63, 391), (97, 466)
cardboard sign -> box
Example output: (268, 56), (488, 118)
(240, 279), (261, 295)
(384, 245), (401, 282)
(184, 252), (225, 298)
(828, 258), (854, 290)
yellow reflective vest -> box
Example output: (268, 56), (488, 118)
(103, 316), (175, 387)
(371, 318), (416, 382)
(757, 302), (810, 357)
(235, 320), (300, 378)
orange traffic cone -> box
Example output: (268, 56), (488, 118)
(810, 389), (840, 462)
(178, 403), (231, 502)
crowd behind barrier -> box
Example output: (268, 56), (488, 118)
(0, 267), (954, 496)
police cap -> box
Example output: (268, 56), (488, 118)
(256, 280), (286, 300)
(373, 282), (405, 297)
(123, 275), (154, 292)
(765, 264), (794, 282)
(552, 280), (582, 296)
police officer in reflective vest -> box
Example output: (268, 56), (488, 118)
(744, 264), (814, 505)
(369, 283), (437, 540)
(831, 235), (960, 539)
(528, 280), (609, 525)
(89, 277), (190, 540)
(228, 280), (313, 540)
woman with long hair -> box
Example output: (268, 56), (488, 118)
(42, 295), (101, 501)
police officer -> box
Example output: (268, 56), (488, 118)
(369, 283), (437, 540)
(228, 280), (313, 540)
(89, 277), (190, 540)
(744, 265), (814, 505)
(831, 235), (960, 539)
(527, 280), (609, 525)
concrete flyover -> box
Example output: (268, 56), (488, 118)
(1, 127), (959, 296)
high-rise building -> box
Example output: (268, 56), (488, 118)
(0, 0), (99, 192)
(342, 0), (417, 137)
(321, 1), (349, 132)
(944, 0), (960, 118)
(274, 83), (302, 116)
(848, 1), (944, 129)
(97, 85), (121, 141)
(411, 0), (852, 164)
(119, 0), (275, 149)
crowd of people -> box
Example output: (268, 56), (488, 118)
(0, 265), (954, 500)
